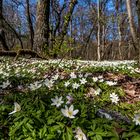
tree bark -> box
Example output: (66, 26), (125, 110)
(34, 0), (50, 53)
(116, 0), (122, 59)
(0, 0), (9, 51)
(58, 0), (78, 48)
(136, 0), (140, 65)
(97, 0), (101, 61)
(136, 0), (140, 37)
(126, 0), (138, 49)
(26, 0), (34, 50)
(3, 18), (23, 49)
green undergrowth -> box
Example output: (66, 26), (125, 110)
(0, 57), (140, 140)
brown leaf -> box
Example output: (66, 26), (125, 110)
(115, 127), (125, 135)
(123, 83), (136, 90)
(124, 89), (136, 97)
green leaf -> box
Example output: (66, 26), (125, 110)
(39, 125), (47, 139)
(95, 135), (103, 140)
(10, 117), (29, 136)
(47, 134), (56, 140)
(56, 122), (65, 128)
(26, 123), (33, 132)
(122, 132), (140, 138)
(131, 135), (140, 140)
(66, 127), (73, 140)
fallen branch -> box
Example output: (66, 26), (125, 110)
(0, 49), (48, 60)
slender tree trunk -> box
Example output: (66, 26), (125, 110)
(126, 0), (138, 48)
(136, 1), (140, 37)
(52, 0), (77, 58)
(136, 0), (140, 65)
(118, 22), (122, 59)
(97, 0), (101, 61)
(102, 25), (105, 59)
(58, 0), (78, 48)
(26, 0), (34, 50)
(3, 18), (23, 49)
(0, 0), (9, 51)
(34, 0), (50, 53)
(69, 16), (72, 57)
(116, 0), (122, 59)
(0, 0), (2, 28)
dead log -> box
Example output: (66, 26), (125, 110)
(0, 49), (48, 60)
(0, 51), (16, 56)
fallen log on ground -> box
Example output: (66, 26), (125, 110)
(0, 49), (47, 60)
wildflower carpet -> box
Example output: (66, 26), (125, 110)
(0, 57), (140, 140)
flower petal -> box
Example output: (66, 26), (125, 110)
(73, 109), (79, 115)
(69, 105), (74, 112)
(9, 110), (16, 115)
(61, 109), (67, 117)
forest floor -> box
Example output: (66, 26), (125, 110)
(1, 57), (140, 139)
(0, 58), (140, 103)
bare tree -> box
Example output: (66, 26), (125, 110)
(116, 0), (122, 59)
(0, 0), (9, 51)
(34, 0), (50, 53)
(136, 0), (140, 64)
(58, 0), (78, 47)
(97, 0), (101, 61)
(26, 0), (34, 50)
(126, 0), (138, 49)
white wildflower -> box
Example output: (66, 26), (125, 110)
(75, 127), (87, 140)
(86, 87), (101, 98)
(9, 102), (21, 115)
(106, 81), (117, 86)
(52, 73), (59, 81)
(70, 72), (77, 79)
(94, 88), (102, 95)
(133, 113), (140, 125)
(51, 96), (64, 107)
(79, 74), (83, 78)
(110, 93), (119, 104)
(29, 81), (42, 90)
(92, 77), (98, 82)
(80, 78), (87, 85)
(44, 79), (54, 89)
(72, 83), (80, 89)
(99, 79), (104, 82)
(61, 105), (79, 119)
(0, 80), (10, 89)
(98, 75), (103, 79)
(64, 81), (70, 87)
(84, 73), (91, 78)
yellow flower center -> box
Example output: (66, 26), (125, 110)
(68, 111), (73, 116)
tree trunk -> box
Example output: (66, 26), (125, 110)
(69, 16), (72, 57)
(116, 0), (122, 59)
(136, 1), (140, 37)
(136, 0), (140, 65)
(26, 0), (34, 50)
(52, 0), (77, 58)
(58, 0), (78, 47)
(0, 0), (9, 51)
(126, 0), (138, 49)
(34, 0), (50, 53)
(102, 25), (105, 59)
(97, 0), (101, 61)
